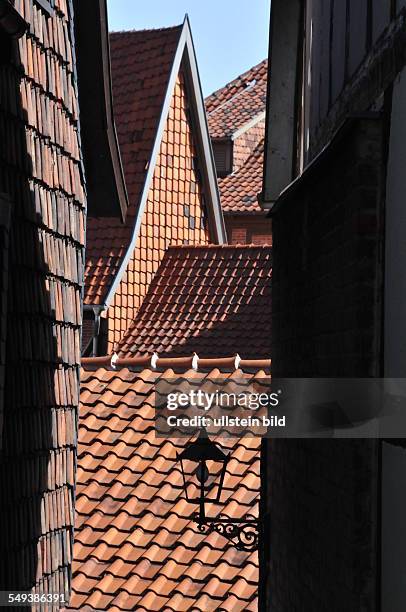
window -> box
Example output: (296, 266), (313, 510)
(212, 140), (233, 177)
(35, 0), (55, 16)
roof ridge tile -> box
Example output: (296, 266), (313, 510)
(110, 25), (183, 36)
(81, 354), (271, 373)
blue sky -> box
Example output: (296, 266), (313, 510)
(106, 0), (270, 96)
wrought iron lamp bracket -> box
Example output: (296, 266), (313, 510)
(193, 514), (259, 552)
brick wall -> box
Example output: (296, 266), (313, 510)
(264, 118), (384, 611)
(0, 0), (85, 597)
(226, 214), (272, 246)
(230, 226), (247, 244)
(107, 72), (210, 350)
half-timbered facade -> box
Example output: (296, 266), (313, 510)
(262, 2), (406, 610)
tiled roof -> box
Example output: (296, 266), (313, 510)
(84, 25), (183, 306)
(110, 26), (183, 214)
(206, 60), (267, 138)
(219, 139), (264, 213)
(84, 218), (132, 306)
(68, 356), (266, 611)
(0, 0), (85, 596)
(118, 245), (272, 359)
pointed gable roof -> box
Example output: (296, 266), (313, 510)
(206, 59), (268, 139)
(110, 25), (183, 213)
(85, 18), (226, 307)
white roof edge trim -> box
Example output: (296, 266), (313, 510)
(182, 17), (227, 245)
(231, 110), (266, 141)
(103, 22), (187, 309)
(104, 17), (226, 309)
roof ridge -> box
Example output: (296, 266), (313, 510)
(165, 244), (272, 250)
(207, 84), (265, 119)
(109, 24), (183, 36)
(81, 354), (271, 373)
(205, 59), (268, 105)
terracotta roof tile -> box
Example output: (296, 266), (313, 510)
(218, 139), (265, 213)
(117, 245), (272, 359)
(206, 60), (268, 138)
(68, 359), (264, 610)
(110, 27), (182, 214)
(1, 1), (86, 594)
(84, 219), (132, 305)
(84, 26), (183, 306)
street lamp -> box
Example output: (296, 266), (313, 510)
(177, 429), (260, 552)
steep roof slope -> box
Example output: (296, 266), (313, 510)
(219, 139), (264, 213)
(84, 22), (226, 308)
(68, 356), (266, 611)
(206, 59), (267, 138)
(110, 27), (183, 214)
(118, 245), (272, 359)
(84, 26), (182, 306)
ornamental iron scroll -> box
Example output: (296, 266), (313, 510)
(194, 515), (259, 552)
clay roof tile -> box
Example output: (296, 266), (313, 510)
(84, 26), (183, 306)
(68, 360), (264, 610)
(217, 139), (266, 213)
(118, 245), (272, 359)
(205, 60), (268, 139)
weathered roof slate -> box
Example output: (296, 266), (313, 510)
(0, 0), (85, 597)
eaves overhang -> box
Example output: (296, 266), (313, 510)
(73, 0), (129, 221)
(0, 0), (27, 38)
(267, 112), (382, 217)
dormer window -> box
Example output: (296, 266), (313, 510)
(212, 139), (233, 177)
